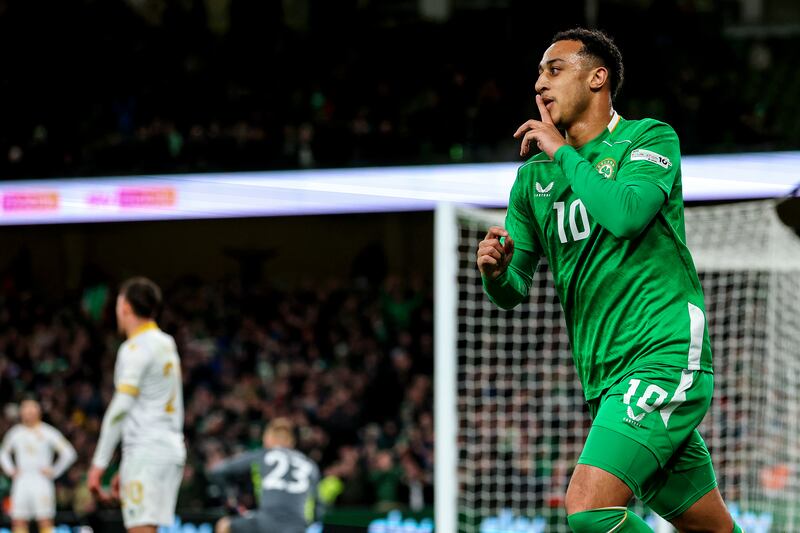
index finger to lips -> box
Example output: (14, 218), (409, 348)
(536, 95), (554, 125)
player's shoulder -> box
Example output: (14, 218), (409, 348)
(277, 446), (316, 464)
(293, 447), (315, 461)
(40, 423), (63, 439)
(294, 448), (320, 470)
(617, 116), (679, 140)
(517, 151), (554, 178)
(116, 339), (152, 376)
(122, 328), (175, 356)
(4, 424), (23, 438)
(150, 328), (179, 355)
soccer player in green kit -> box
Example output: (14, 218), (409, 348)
(477, 29), (744, 532)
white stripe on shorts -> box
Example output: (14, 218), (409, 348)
(687, 302), (705, 371)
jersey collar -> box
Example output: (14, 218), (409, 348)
(575, 110), (621, 154)
(129, 321), (158, 339)
(607, 110), (621, 132)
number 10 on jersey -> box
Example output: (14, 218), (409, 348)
(554, 199), (591, 244)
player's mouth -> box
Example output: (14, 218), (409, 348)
(542, 97), (555, 111)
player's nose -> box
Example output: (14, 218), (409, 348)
(534, 74), (547, 95)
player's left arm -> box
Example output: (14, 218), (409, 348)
(516, 98), (677, 239)
(554, 122), (679, 238)
(48, 427), (78, 479)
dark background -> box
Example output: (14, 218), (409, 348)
(0, 0), (798, 179)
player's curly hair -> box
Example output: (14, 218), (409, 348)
(552, 28), (624, 101)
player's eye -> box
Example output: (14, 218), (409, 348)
(551, 67), (560, 74)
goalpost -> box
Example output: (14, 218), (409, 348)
(435, 200), (800, 533)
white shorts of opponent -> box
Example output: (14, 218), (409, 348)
(11, 474), (56, 521)
(120, 453), (184, 529)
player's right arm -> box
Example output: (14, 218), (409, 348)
(207, 450), (261, 486)
(0, 427), (17, 478)
(88, 392), (136, 500)
(479, 175), (540, 310)
(88, 343), (144, 499)
(478, 227), (537, 310)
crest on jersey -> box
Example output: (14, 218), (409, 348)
(535, 181), (554, 197)
(595, 158), (617, 180)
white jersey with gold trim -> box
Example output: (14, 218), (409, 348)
(0, 423), (76, 479)
(115, 324), (185, 462)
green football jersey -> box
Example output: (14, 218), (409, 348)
(504, 113), (713, 400)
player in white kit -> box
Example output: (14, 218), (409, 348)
(87, 277), (186, 533)
(0, 399), (77, 533)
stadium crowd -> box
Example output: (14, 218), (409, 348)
(0, 0), (798, 180)
(0, 272), (434, 516)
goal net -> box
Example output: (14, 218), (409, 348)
(435, 200), (800, 533)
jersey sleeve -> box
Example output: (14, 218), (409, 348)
(554, 121), (679, 240)
(114, 342), (147, 396)
(617, 121), (681, 197)
(504, 171), (543, 256)
(0, 427), (17, 476)
(91, 391), (136, 468)
(46, 425), (77, 478)
(208, 449), (262, 483)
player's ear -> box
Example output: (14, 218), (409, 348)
(119, 296), (135, 319)
(589, 66), (609, 93)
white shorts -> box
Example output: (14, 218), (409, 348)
(11, 475), (55, 520)
(120, 453), (184, 528)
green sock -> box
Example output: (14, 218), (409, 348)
(568, 507), (654, 532)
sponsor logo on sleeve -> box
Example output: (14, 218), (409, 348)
(534, 181), (553, 197)
(630, 149), (672, 169)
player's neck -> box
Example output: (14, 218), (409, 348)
(564, 102), (615, 149)
(125, 319), (157, 339)
(22, 421), (40, 428)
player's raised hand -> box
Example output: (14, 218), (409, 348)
(477, 226), (514, 280)
(513, 95), (566, 158)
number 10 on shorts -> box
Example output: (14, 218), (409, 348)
(622, 378), (668, 423)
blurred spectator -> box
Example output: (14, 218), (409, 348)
(0, 1), (798, 181)
(368, 450), (404, 513)
(0, 273), (434, 514)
